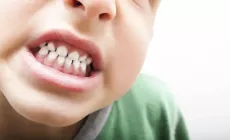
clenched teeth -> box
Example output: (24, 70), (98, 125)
(33, 42), (93, 77)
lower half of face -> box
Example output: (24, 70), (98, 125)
(0, 0), (154, 127)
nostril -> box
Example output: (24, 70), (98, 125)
(73, 0), (83, 7)
(99, 13), (111, 20)
(65, 0), (115, 20)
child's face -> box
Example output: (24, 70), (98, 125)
(0, 0), (158, 126)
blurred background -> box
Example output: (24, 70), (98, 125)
(141, 0), (230, 139)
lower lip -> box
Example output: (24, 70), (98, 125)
(20, 49), (102, 92)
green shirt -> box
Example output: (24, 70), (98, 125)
(96, 74), (189, 140)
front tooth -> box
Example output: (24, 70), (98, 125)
(68, 51), (80, 61)
(44, 52), (58, 66)
(64, 58), (72, 73)
(47, 42), (55, 52)
(86, 57), (92, 65)
(79, 55), (87, 62)
(56, 46), (68, 57)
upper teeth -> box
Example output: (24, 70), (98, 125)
(35, 42), (93, 76)
(79, 55), (87, 61)
(38, 47), (49, 57)
(86, 57), (92, 65)
(47, 42), (55, 52)
(56, 46), (68, 57)
(68, 51), (80, 61)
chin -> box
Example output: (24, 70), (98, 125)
(22, 109), (82, 127)
(9, 97), (85, 127)
(1, 79), (85, 128)
(3, 95), (88, 128)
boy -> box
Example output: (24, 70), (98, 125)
(0, 0), (189, 140)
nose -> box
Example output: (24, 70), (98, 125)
(65, 0), (116, 21)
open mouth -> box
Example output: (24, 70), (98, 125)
(29, 41), (96, 77)
(21, 30), (103, 92)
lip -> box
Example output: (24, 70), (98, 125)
(21, 30), (103, 92)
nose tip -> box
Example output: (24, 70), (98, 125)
(67, 0), (116, 21)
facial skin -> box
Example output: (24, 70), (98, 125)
(0, 0), (159, 138)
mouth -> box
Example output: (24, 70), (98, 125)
(29, 42), (94, 77)
(21, 30), (103, 92)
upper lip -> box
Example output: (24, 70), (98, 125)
(26, 30), (102, 70)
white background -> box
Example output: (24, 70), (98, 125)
(141, 0), (230, 139)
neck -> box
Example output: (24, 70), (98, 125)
(0, 92), (84, 140)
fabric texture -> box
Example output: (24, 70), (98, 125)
(96, 74), (190, 140)
(73, 106), (112, 140)
(73, 73), (190, 140)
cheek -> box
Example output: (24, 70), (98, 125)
(107, 23), (151, 96)
(0, 1), (46, 27)
(0, 1), (48, 59)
